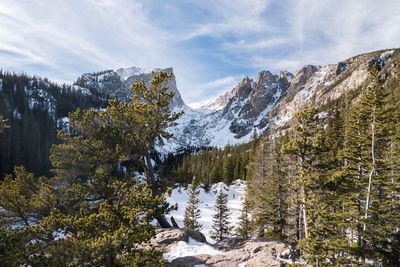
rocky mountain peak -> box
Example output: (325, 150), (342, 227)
(256, 70), (275, 84)
(279, 70), (294, 83)
(75, 66), (186, 110)
(232, 77), (253, 101)
(289, 64), (320, 91)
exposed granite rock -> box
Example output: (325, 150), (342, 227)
(141, 228), (295, 266)
(140, 228), (207, 252)
(169, 237), (294, 267)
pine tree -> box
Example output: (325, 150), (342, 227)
(236, 199), (251, 239)
(342, 67), (397, 264)
(222, 154), (234, 185)
(50, 71), (180, 227)
(183, 178), (202, 231)
(250, 140), (288, 240)
(210, 192), (231, 241)
(284, 107), (330, 265)
(0, 72), (180, 266)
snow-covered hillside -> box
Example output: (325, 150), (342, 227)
(166, 180), (246, 243)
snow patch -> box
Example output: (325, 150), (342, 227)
(116, 67), (154, 81)
(380, 49), (394, 61)
(13, 109), (22, 119)
(163, 237), (223, 262)
(166, 180), (246, 243)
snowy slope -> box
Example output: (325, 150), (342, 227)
(166, 180), (246, 243)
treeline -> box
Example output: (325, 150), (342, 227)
(247, 66), (400, 265)
(159, 141), (257, 186)
(0, 71), (106, 177)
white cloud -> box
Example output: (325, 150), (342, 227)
(195, 76), (238, 91)
(185, 76), (241, 106)
(180, 0), (272, 40)
(0, 0), (399, 104)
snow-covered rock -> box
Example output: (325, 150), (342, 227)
(142, 228), (295, 266)
(164, 237), (223, 262)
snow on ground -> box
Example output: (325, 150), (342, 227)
(163, 237), (223, 262)
(166, 179), (246, 243)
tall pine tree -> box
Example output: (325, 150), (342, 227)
(210, 192), (231, 241)
(183, 178), (202, 231)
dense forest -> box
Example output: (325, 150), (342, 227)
(0, 71), (106, 177)
(159, 141), (257, 186)
(246, 66), (400, 265)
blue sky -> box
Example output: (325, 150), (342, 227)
(1, 0), (400, 106)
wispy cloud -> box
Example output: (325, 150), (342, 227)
(185, 76), (241, 105)
(0, 0), (399, 104)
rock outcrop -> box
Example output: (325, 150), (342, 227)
(141, 228), (207, 251)
(144, 228), (295, 267)
(169, 239), (293, 267)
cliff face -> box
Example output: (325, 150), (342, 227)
(75, 67), (187, 110)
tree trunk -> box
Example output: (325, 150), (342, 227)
(144, 152), (172, 228)
(364, 108), (376, 231)
(301, 185), (309, 238)
(155, 214), (172, 228)
(144, 153), (156, 185)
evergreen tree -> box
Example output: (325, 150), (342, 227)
(0, 72), (180, 266)
(236, 199), (251, 239)
(0, 179), (167, 266)
(210, 192), (231, 241)
(251, 138), (289, 240)
(183, 178), (202, 231)
(341, 67), (397, 264)
(50, 71), (180, 227)
(284, 107), (330, 265)
(222, 155), (234, 185)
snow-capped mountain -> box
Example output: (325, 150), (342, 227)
(74, 67), (187, 110)
(71, 49), (398, 153)
(73, 66), (294, 150)
(1, 49), (398, 176)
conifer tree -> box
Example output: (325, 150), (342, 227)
(342, 66), (396, 264)
(222, 156), (234, 185)
(236, 199), (251, 239)
(50, 71), (180, 227)
(183, 178), (202, 231)
(210, 192), (231, 241)
(284, 107), (329, 265)
(0, 72), (179, 265)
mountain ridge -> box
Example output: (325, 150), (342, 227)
(1, 48), (398, 175)
(33, 48), (400, 151)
